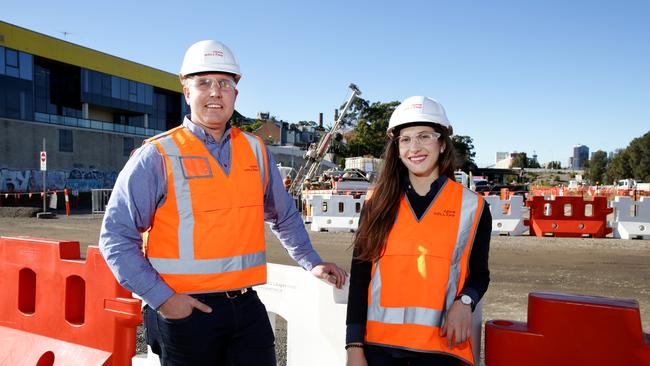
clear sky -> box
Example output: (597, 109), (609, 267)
(3, 0), (649, 167)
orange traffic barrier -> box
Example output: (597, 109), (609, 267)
(485, 292), (650, 366)
(64, 188), (70, 216)
(0, 236), (141, 365)
(524, 196), (613, 237)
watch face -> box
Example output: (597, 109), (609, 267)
(461, 295), (472, 305)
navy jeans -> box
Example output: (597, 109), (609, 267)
(365, 345), (462, 366)
(144, 289), (276, 366)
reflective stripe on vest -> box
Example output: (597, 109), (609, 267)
(368, 263), (444, 326)
(146, 127), (268, 280)
(368, 184), (482, 327)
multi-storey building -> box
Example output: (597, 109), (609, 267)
(0, 21), (187, 192)
(571, 144), (589, 170)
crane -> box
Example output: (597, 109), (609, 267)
(288, 83), (362, 196)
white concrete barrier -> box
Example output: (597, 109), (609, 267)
(306, 193), (365, 232)
(484, 195), (528, 236)
(610, 196), (650, 240)
(133, 263), (484, 365)
(257, 264), (349, 365)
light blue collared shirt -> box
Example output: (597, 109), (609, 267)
(99, 116), (322, 309)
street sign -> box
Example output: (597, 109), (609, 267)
(40, 151), (47, 171)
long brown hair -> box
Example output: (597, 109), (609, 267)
(353, 123), (456, 261)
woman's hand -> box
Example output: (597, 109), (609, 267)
(439, 299), (472, 348)
(346, 347), (368, 366)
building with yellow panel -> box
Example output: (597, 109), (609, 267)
(0, 21), (187, 193)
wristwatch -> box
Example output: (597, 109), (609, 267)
(458, 294), (473, 306)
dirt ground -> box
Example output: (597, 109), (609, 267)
(1, 213), (649, 360)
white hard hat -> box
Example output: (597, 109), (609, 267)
(179, 40), (241, 82)
(387, 96), (452, 135)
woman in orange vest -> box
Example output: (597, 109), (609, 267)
(346, 96), (492, 366)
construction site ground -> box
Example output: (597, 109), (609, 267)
(1, 213), (649, 363)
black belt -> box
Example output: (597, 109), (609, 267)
(194, 288), (252, 299)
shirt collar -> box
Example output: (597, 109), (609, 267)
(405, 175), (448, 197)
(182, 115), (232, 144)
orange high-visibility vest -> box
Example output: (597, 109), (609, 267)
(366, 178), (484, 365)
(143, 126), (269, 294)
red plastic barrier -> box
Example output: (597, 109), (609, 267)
(0, 236), (141, 365)
(485, 292), (650, 366)
(524, 196), (613, 237)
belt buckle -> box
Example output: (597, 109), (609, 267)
(226, 288), (247, 299)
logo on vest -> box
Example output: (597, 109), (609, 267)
(244, 165), (260, 172)
(431, 209), (456, 217)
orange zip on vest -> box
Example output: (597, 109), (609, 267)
(143, 126), (269, 294)
(365, 178), (484, 365)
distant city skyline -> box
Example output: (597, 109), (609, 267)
(2, 0), (648, 167)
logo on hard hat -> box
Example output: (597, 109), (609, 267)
(204, 50), (224, 57)
(404, 103), (423, 111)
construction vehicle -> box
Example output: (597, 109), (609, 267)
(288, 84), (362, 197)
(617, 179), (650, 192)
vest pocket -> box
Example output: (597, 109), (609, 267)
(180, 156), (213, 179)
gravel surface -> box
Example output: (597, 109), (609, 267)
(1, 213), (649, 365)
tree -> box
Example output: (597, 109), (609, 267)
(345, 99), (399, 158)
(510, 152), (528, 169)
(452, 135), (477, 172)
(586, 150), (608, 184)
(604, 150), (631, 184)
(604, 131), (650, 183)
(296, 120), (318, 128)
(240, 119), (264, 133)
(627, 131), (650, 181)
(546, 161), (562, 169)
(527, 157), (541, 169)
(230, 110), (254, 127)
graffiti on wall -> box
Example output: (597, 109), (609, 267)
(0, 168), (118, 192)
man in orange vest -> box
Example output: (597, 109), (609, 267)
(99, 40), (346, 366)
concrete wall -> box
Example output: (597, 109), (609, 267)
(1, 117), (338, 192)
(0, 117), (146, 191)
(0, 117), (146, 172)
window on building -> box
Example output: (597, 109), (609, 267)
(111, 76), (120, 99)
(128, 81), (137, 102)
(101, 73), (111, 97)
(5, 48), (19, 78)
(123, 137), (135, 157)
(59, 129), (73, 152)
(0, 48), (32, 80)
(19, 52), (32, 80)
(0, 46), (5, 75)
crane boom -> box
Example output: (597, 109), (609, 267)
(288, 84), (361, 196)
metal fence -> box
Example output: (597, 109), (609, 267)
(91, 189), (112, 216)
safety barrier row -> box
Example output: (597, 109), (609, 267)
(302, 192), (649, 239)
(0, 236), (142, 365)
(610, 196), (650, 239)
(0, 189), (77, 215)
(484, 195), (528, 236)
(525, 196), (613, 238)
(530, 185), (650, 200)
(485, 292), (650, 365)
(304, 193), (366, 232)
(3, 237), (648, 365)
